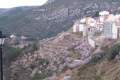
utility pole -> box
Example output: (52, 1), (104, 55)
(0, 31), (6, 80)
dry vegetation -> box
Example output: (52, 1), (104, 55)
(72, 42), (120, 80)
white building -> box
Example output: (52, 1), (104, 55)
(72, 11), (120, 48)
(103, 14), (118, 39)
(99, 11), (110, 23)
(86, 17), (96, 27)
(73, 17), (97, 37)
(10, 34), (16, 39)
(21, 35), (27, 40)
(103, 22), (118, 39)
(99, 11), (110, 16)
(73, 21), (80, 32)
(87, 17), (96, 36)
(73, 19), (85, 33)
(80, 18), (88, 37)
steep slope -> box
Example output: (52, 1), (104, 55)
(72, 61), (120, 80)
(72, 42), (120, 80)
(0, 0), (120, 39)
(8, 32), (94, 80)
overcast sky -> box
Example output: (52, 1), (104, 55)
(0, 0), (48, 8)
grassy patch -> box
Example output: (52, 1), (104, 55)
(32, 69), (52, 80)
(68, 47), (81, 59)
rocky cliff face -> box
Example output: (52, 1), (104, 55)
(1, 0), (120, 39)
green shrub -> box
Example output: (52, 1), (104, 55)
(32, 69), (52, 80)
(94, 75), (102, 80)
(90, 43), (120, 64)
(107, 43), (120, 60)
(89, 52), (106, 64)
(32, 73), (47, 80)
(38, 59), (49, 65)
(3, 46), (23, 62)
(26, 42), (38, 53)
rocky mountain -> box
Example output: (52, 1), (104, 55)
(0, 0), (120, 39)
(7, 30), (120, 80)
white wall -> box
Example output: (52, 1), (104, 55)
(73, 25), (77, 32)
(79, 24), (84, 32)
(112, 23), (118, 39)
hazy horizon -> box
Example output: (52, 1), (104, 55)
(0, 0), (48, 8)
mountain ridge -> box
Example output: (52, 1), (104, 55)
(1, 0), (120, 39)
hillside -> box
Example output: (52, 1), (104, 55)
(6, 30), (120, 80)
(72, 42), (120, 80)
(8, 31), (94, 80)
(2, 0), (120, 80)
(0, 0), (120, 39)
